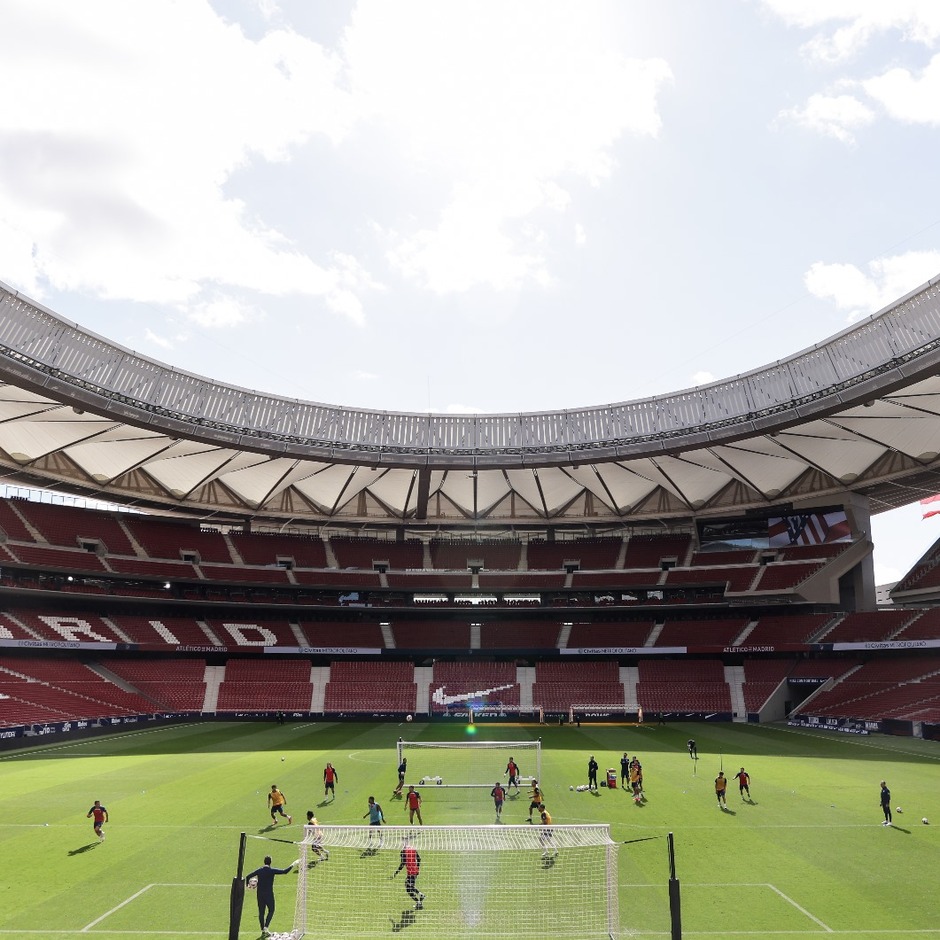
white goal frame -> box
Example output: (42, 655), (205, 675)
(569, 704), (642, 722)
(288, 823), (620, 939)
(396, 738), (542, 788)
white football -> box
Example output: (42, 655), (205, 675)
(569, 785), (574, 791)
(247, 877), (258, 890)
(419, 777), (425, 785)
(406, 714), (413, 722)
(923, 818), (930, 825)
(896, 807), (902, 813)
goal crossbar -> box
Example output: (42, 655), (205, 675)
(397, 738), (541, 788)
(257, 824), (620, 939)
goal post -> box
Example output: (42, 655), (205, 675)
(396, 738), (541, 789)
(289, 824), (620, 939)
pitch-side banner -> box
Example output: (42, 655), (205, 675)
(829, 639), (940, 651)
(0, 638), (118, 650)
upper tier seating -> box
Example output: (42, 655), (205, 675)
(14, 500), (137, 554)
(743, 613), (835, 645)
(817, 611), (915, 643)
(654, 618), (749, 647)
(230, 533), (328, 568)
(622, 534), (692, 569)
(391, 621), (472, 649)
(429, 539), (522, 570)
(331, 537), (424, 570)
(527, 538), (622, 570)
(566, 621), (655, 648)
(123, 518), (233, 563)
(478, 622), (559, 649)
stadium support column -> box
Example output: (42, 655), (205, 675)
(667, 831), (682, 939)
(415, 467), (431, 520)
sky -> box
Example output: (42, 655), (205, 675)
(2, 0), (940, 585)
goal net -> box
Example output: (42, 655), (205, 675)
(287, 823), (620, 939)
(396, 738), (541, 788)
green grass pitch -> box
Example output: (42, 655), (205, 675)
(0, 719), (937, 938)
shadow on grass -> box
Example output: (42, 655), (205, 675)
(719, 805), (737, 816)
(390, 909), (416, 932)
(68, 842), (99, 856)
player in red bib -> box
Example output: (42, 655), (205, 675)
(404, 785), (423, 825)
(323, 762), (338, 801)
(392, 841), (425, 910)
(86, 800), (108, 841)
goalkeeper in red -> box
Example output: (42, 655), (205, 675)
(392, 840), (425, 910)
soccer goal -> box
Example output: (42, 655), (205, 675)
(287, 823), (620, 939)
(397, 738), (541, 788)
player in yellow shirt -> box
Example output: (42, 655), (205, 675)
(538, 804), (558, 858)
(268, 785), (292, 825)
(528, 780), (543, 822)
(714, 772), (728, 809)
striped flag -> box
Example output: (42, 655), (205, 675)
(921, 495), (940, 519)
(768, 511), (851, 546)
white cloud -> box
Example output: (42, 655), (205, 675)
(0, 0), (362, 317)
(346, 1), (672, 292)
(352, 370), (378, 381)
(762, 1), (940, 63)
(574, 223), (587, 246)
(777, 93), (875, 144)
(863, 53), (940, 124)
(186, 295), (258, 329)
(804, 250), (940, 320)
(691, 371), (715, 386)
(143, 328), (174, 350)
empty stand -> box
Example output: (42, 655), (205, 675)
(654, 618), (749, 647)
(622, 534), (692, 569)
(527, 538), (622, 571)
(230, 533), (328, 568)
(216, 658), (313, 711)
(14, 501), (136, 554)
(123, 518), (233, 563)
(429, 539), (521, 570)
(391, 621), (472, 649)
(532, 660), (624, 710)
(566, 621), (654, 648)
(636, 659), (732, 713)
(106, 657), (208, 710)
(324, 661), (416, 713)
(743, 613), (835, 645)
(818, 611), (914, 643)
(478, 621), (559, 649)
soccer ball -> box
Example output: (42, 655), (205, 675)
(406, 714), (413, 722)
(569, 785), (574, 791)
(419, 777), (425, 785)
(247, 877), (258, 890)
(923, 818), (930, 825)
(436, 777), (443, 785)
(896, 807), (902, 813)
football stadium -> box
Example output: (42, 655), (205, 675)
(1, 274), (940, 940)
(3, 6), (940, 940)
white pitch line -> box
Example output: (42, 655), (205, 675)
(82, 884), (154, 932)
(81, 884), (227, 932)
(766, 884), (833, 932)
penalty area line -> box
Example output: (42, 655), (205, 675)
(81, 884), (227, 932)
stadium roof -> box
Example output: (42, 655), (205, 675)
(2, 276), (940, 531)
